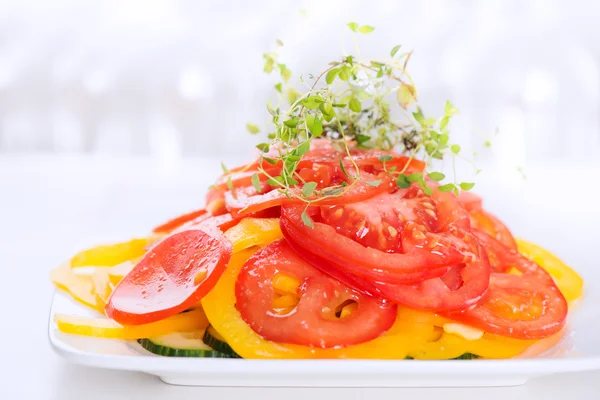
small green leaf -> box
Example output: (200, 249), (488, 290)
(279, 64), (292, 82)
(423, 186), (433, 196)
(263, 157), (278, 165)
(338, 65), (352, 81)
(349, 98), (362, 112)
(397, 83), (417, 109)
(451, 144), (461, 154)
(266, 175), (285, 186)
(444, 100), (459, 116)
(484, 140), (492, 148)
(406, 173), (422, 183)
(251, 173), (262, 193)
(390, 44), (401, 57)
(266, 101), (277, 116)
(339, 159), (349, 177)
(332, 103), (347, 108)
(358, 25), (375, 34)
(356, 134), (371, 145)
(319, 102), (335, 121)
(428, 172), (445, 182)
(287, 88), (300, 105)
(302, 96), (325, 109)
(396, 174), (410, 188)
(226, 176), (234, 191)
(301, 210), (314, 228)
(256, 143), (270, 152)
(305, 114), (323, 137)
(322, 187), (345, 196)
(274, 83), (282, 93)
(438, 183), (455, 192)
(376, 67), (384, 78)
(221, 162), (229, 174)
(440, 116), (449, 131)
(276, 38), (284, 46)
(297, 140), (311, 156)
(326, 68), (340, 85)
(347, 22), (359, 32)
(302, 181), (318, 197)
(365, 180), (382, 187)
(284, 117), (299, 128)
(286, 177), (299, 186)
(412, 107), (425, 126)
(378, 155), (393, 162)
(246, 123), (260, 134)
(459, 182), (475, 191)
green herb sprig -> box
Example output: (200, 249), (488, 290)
(244, 22), (476, 225)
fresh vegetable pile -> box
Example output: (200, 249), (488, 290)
(51, 22), (583, 360)
(51, 141), (583, 360)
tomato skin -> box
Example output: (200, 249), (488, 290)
(106, 228), (233, 325)
(372, 244), (490, 311)
(152, 209), (207, 234)
(226, 171), (394, 217)
(470, 210), (517, 249)
(280, 195), (477, 285)
(235, 239), (397, 348)
(444, 232), (568, 339)
(445, 273), (568, 339)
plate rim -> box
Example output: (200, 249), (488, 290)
(48, 291), (600, 377)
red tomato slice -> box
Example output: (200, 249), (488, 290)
(280, 198), (477, 285)
(226, 171), (394, 216)
(106, 228), (233, 325)
(457, 191), (483, 213)
(444, 232), (568, 339)
(152, 209), (207, 234)
(214, 167), (281, 190)
(235, 239), (397, 348)
(446, 273), (567, 339)
(371, 244), (490, 311)
(470, 209), (517, 249)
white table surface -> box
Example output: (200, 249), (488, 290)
(1, 154), (600, 399)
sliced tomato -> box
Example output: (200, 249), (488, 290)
(446, 273), (567, 339)
(445, 232), (568, 339)
(280, 217), (472, 286)
(152, 209), (207, 234)
(214, 167), (282, 190)
(106, 228), (233, 325)
(226, 171), (394, 216)
(235, 239), (397, 348)
(348, 150), (426, 173)
(280, 186), (478, 286)
(372, 244), (490, 311)
(457, 191), (483, 213)
(470, 209), (517, 249)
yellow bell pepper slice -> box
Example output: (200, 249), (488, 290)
(203, 220), (433, 359)
(91, 269), (113, 311)
(54, 307), (209, 339)
(516, 239), (583, 302)
(51, 263), (103, 312)
(70, 237), (150, 268)
(108, 261), (135, 286)
(224, 217), (283, 253)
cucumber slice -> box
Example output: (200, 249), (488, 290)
(138, 331), (234, 358)
(202, 326), (241, 358)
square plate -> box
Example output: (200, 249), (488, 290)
(50, 289), (600, 388)
(48, 166), (600, 387)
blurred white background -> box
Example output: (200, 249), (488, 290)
(0, 0), (599, 166)
(4, 2), (600, 397)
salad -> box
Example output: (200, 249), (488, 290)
(51, 23), (584, 360)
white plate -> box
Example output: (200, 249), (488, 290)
(50, 284), (600, 388)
